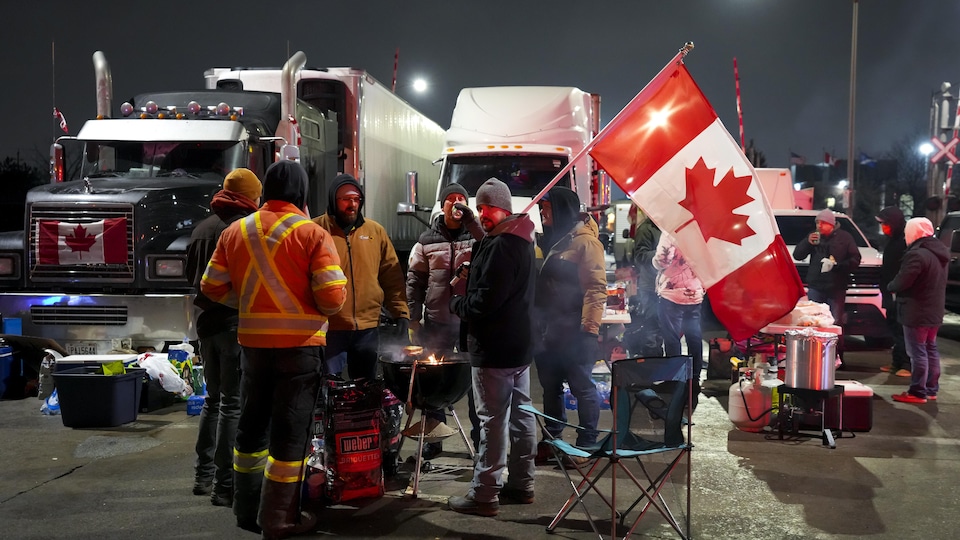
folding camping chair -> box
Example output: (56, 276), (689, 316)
(522, 355), (694, 539)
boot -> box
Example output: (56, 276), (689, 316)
(258, 479), (317, 540)
(233, 470), (263, 534)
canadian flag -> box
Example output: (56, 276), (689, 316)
(37, 218), (128, 265)
(590, 61), (803, 340)
(53, 107), (68, 134)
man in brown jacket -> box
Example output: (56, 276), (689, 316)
(314, 173), (409, 380)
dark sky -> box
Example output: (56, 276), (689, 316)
(4, 1), (957, 171)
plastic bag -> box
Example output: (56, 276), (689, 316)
(137, 353), (190, 397)
(40, 389), (60, 416)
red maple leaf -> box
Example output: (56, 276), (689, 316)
(64, 224), (97, 256)
(677, 158), (755, 245)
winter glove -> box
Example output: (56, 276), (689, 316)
(580, 331), (602, 363)
(820, 256), (836, 273)
(453, 202), (476, 224)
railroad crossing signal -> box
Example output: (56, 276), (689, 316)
(930, 136), (960, 164)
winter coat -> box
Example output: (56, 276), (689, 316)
(632, 219), (661, 293)
(792, 227), (861, 294)
(653, 233), (704, 305)
(887, 236), (949, 327)
(406, 214), (476, 326)
(450, 214), (537, 369)
(201, 200), (346, 348)
(876, 206), (907, 311)
(313, 175), (408, 331)
(535, 214), (607, 339)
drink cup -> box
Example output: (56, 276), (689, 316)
(453, 209), (463, 220)
(810, 232), (820, 245)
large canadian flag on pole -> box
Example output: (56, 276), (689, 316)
(37, 218), (128, 265)
(590, 57), (803, 340)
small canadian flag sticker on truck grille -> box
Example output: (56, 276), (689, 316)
(37, 218), (128, 265)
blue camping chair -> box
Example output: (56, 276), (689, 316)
(522, 355), (694, 539)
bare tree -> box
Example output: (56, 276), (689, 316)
(884, 131), (928, 217)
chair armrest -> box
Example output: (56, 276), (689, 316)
(518, 404), (612, 435)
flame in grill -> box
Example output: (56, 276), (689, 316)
(424, 354), (444, 364)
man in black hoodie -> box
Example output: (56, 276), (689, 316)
(186, 168), (261, 507)
(448, 178), (537, 517)
(876, 206), (910, 377)
(889, 218), (949, 404)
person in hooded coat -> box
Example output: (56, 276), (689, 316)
(889, 218), (949, 404)
(202, 160), (346, 539)
(187, 168), (261, 507)
(313, 173), (409, 380)
(533, 186), (606, 459)
(876, 206), (910, 377)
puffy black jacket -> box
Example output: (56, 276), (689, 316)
(876, 206), (907, 310)
(888, 236), (949, 327)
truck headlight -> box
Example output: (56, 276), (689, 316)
(154, 258), (185, 278)
(0, 255), (17, 277)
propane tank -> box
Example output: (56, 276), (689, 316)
(728, 372), (772, 432)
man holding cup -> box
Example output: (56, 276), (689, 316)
(792, 209), (861, 332)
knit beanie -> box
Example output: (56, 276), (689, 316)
(815, 209), (836, 226)
(438, 183), (469, 203)
(475, 178), (512, 213)
(223, 168), (262, 202)
(904, 217), (934, 245)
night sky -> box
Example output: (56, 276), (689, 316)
(4, 1), (957, 172)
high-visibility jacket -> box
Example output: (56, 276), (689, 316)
(201, 201), (346, 348)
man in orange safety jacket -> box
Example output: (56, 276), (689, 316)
(201, 160), (346, 539)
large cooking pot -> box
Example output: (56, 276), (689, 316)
(379, 350), (472, 411)
(784, 329), (838, 390)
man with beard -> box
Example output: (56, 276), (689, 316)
(314, 174), (409, 380)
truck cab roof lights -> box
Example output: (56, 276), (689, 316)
(118, 99), (244, 120)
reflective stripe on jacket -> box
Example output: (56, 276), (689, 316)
(202, 200), (346, 348)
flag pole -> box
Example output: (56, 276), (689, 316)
(521, 42), (695, 214)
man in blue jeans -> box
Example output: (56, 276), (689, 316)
(448, 179), (537, 517)
(534, 186), (606, 462)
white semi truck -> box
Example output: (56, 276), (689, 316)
(203, 66), (446, 256)
(418, 86), (603, 230)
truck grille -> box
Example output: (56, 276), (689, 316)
(28, 203), (135, 283)
(793, 263), (880, 289)
(30, 305), (128, 326)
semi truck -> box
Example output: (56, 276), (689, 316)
(415, 86), (603, 231)
(0, 51), (338, 355)
(202, 65), (446, 256)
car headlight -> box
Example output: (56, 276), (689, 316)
(154, 258), (185, 278)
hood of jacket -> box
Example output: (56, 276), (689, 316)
(915, 235), (950, 264)
(262, 160), (308, 210)
(877, 206), (906, 236)
(542, 186), (582, 249)
(326, 173), (366, 230)
(489, 213), (536, 244)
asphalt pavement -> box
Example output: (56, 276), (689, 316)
(1, 321), (959, 539)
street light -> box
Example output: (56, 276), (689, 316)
(411, 78), (428, 93)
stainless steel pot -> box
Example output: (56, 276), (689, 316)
(784, 329), (838, 390)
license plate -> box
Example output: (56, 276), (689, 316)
(65, 342), (99, 355)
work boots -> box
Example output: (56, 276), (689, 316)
(233, 469), (263, 534)
(258, 479), (317, 539)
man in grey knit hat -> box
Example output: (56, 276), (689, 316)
(448, 178), (538, 516)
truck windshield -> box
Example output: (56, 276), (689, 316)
(80, 141), (245, 180)
(776, 215), (869, 248)
(440, 154), (572, 198)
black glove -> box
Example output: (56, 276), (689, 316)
(394, 318), (409, 339)
(581, 332), (601, 362)
(453, 202), (476, 223)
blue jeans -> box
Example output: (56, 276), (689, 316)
(903, 325), (940, 398)
(535, 340), (600, 446)
(194, 330), (241, 494)
(469, 365), (536, 503)
(325, 328), (380, 380)
(659, 298), (702, 410)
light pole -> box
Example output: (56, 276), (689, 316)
(846, 0), (859, 216)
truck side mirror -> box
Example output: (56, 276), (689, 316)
(50, 143), (64, 183)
